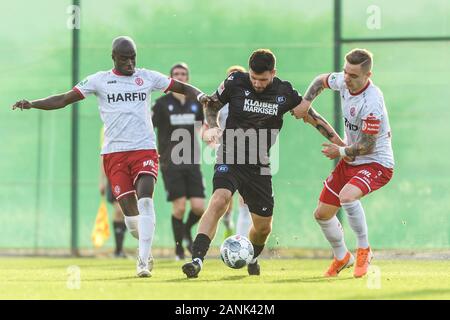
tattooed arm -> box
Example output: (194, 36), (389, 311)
(201, 92), (224, 143)
(303, 74), (329, 102)
(304, 107), (345, 146)
(291, 74), (329, 119)
(322, 132), (376, 160)
(167, 79), (209, 104)
(344, 133), (377, 157)
(204, 92), (224, 128)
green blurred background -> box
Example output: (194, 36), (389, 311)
(0, 0), (449, 252)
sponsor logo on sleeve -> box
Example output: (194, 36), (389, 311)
(78, 79), (88, 87)
(362, 113), (381, 135)
(330, 74), (336, 84)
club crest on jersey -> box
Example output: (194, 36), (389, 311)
(244, 90), (250, 96)
(350, 106), (356, 117)
(114, 185), (121, 195)
(276, 95), (286, 104)
(217, 165), (229, 173)
(135, 77), (144, 86)
(191, 104), (198, 112)
(168, 104), (174, 111)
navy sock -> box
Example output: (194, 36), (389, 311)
(171, 216), (184, 250)
(252, 243), (265, 260)
(113, 221), (126, 254)
(192, 233), (211, 261)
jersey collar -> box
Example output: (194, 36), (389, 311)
(112, 68), (129, 76)
(349, 80), (371, 96)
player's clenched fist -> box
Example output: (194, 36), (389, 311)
(321, 143), (355, 162)
(290, 99), (311, 119)
(321, 143), (340, 159)
(197, 93), (214, 105)
(202, 127), (223, 144)
(12, 99), (32, 111)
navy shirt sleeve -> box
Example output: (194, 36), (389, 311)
(151, 100), (162, 128)
(196, 102), (204, 123)
(285, 83), (303, 110)
(215, 72), (237, 105)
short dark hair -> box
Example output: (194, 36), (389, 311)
(249, 49), (276, 73)
(170, 62), (189, 77)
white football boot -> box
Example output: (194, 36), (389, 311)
(136, 256), (151, 278)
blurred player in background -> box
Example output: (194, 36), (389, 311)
(292, 48), (394, 278)
(152, 63), (205, 261)
(182, 49), (345, 278)
(99, 127), (127, 258)
(12, 36), (210, 277)
(217, 65), (252, 239)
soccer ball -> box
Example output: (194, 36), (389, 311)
(220, 235), (254, 269)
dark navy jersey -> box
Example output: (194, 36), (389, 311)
(215, 71), (302, 170)
(152, 93), (204, 168)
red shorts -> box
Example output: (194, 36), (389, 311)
(319, 160), (393, 207)
(103, 149), (159, 200)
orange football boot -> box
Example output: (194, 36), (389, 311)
(353, 247), (373, 278)
(324, 251), (355, 277)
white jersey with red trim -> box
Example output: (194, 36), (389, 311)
(74, 68), (172, 155)
(327, 72), (394, 168)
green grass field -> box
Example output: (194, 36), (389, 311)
(1, 257), (449, 300)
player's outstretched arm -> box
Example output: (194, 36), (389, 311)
(303, 74), (329, 103)
(304, 107), (345, 146)
(12, 90), (83, 111)
(168, 79), (210, 104)
(291, 74), (329, 119)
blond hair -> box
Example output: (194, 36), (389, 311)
(227, 65), (246, 75)
(345, 48), (373, 72)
